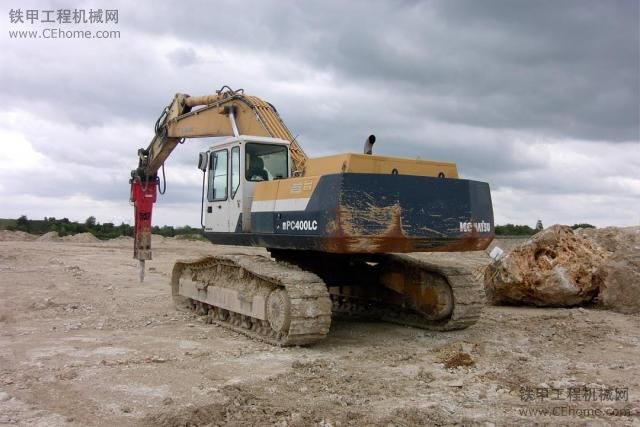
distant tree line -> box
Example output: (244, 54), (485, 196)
(570, 223), (596, 230)
(2, 215), (204, 240)
(494, 224), (537, 236)
(495, 222), (595, 236)
(2, 215), (596, 239)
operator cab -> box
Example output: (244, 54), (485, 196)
(198, 136), (290, 233)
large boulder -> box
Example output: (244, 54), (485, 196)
(577, 226), (640, 314)
(575, 226), (639, 253)
(485, 225), (607, 306)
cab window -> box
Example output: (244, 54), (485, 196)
(245, 143), (288, 182)
(208, 149), (228, 201)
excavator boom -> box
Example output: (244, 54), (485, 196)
(133, 87), (307, 180)
(130, 87), (308, 273)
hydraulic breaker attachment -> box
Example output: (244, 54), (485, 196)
(130, 177), (157, 282)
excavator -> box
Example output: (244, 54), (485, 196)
(130, 86), (494, 345)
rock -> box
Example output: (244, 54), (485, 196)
(599, 256), (640, 314)
(485, 225), (607, 306)
(0, 391), (10, 402)
(579, 227), (640, 314)
(574, 226), (639, 253)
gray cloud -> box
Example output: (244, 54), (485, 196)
(121, 0), (639, 141)
(1, 0), (638, 227)
(167, 47), (199, 67)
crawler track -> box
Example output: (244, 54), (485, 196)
(171, 254), (331, 346)
(171, 252), (485, 346)
(270, 250), (486, 332)
(331, 254), (486, 331)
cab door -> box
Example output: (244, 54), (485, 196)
(227, 145), (243, 232)
(205, 148), (229, 232)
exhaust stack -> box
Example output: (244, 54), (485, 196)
(363, 134), (376, 155)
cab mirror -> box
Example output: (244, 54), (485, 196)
(197, 152), (208, 171)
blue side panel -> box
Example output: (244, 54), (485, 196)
(339, 174), (493, 239)
(249, 173), (494, 247)
(251, 211), (272, 234)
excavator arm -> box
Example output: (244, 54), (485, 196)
(130, 86), (306, 280)
(133, 86), (306, 179)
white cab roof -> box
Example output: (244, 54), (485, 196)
(208, 135), (290, 150)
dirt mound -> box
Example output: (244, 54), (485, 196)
(143, 382), (369, 427)
(143, 401), (225, 427)
(379, 407), (455, 427)
(436, 342), (476, 369)
(142, 385), (297, 427)
(0, 230), (37, 242)
(442, 351), (474, 369)
(485, 225), (607, 306)
(151, 234), (166, 245)
(111, 235), (134, 242)
(64, 232), (100, 243)
(36, 231), (61, 242)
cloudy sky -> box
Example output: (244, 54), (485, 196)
(1, 0), (638, 228)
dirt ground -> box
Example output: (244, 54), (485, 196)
(0, 238), (638, 426)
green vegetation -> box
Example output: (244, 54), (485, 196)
(495, 222), (597, 236)
(494, 224), (537, 236)
(1, 216), (598, 240)
(571, 223), (595, 230)
(175, 233), (208, 241)
(0, 218), (17, 229)
(1, 215), (203, 240)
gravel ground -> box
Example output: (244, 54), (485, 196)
(0, 238), (638, 426)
